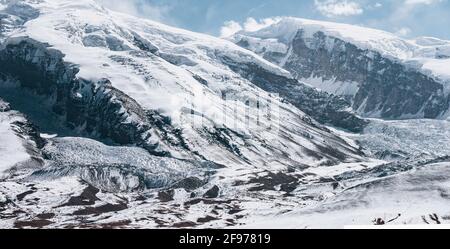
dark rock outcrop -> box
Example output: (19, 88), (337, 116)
(288, 30), (449, 118)
(0, 38), (190, 157)
(203, 185), (220, 198)
(219, 55), (368, 132)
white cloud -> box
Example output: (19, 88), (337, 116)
(366, 2), (383, 10)
(220, 17), (281, 37)
(395, 27), (412, 37)
(314, 0), (364, 17)
(220, 21), (242, 38)
(243, 17), (281, 32)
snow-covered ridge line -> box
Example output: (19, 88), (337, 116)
(234, 17), (413, 58)
(7, 0), (292, 81)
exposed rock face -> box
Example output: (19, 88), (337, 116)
(235, 30), (450, 119)
(220, 55), (368, 132)
(287, 31), (450, 118)
(0, 38), (190, 157)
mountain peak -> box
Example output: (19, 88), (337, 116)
(232, 17), (418, 60)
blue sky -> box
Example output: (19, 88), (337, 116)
(101, 0), (450, 39)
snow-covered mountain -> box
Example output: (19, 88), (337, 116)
(0, 0), (366, 167)
(0, 0), (375, 228)
(230, 17), (450, 119)
(1, 1), (450, 229)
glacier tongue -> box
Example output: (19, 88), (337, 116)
(35, 137), (212, 192)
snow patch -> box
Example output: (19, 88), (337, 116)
(300, 76), (360, 97)
(241, 162), (450, 228)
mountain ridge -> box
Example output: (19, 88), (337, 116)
(230, 17), (450, 119)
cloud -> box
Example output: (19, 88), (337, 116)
(220, 21), (243, 38)
(243, 17), (280, 32)
(220, 17), (281, 37)
(395, 27), (412, 37)
(314, 0), (364, 17)
(96, 0), (170, 22)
